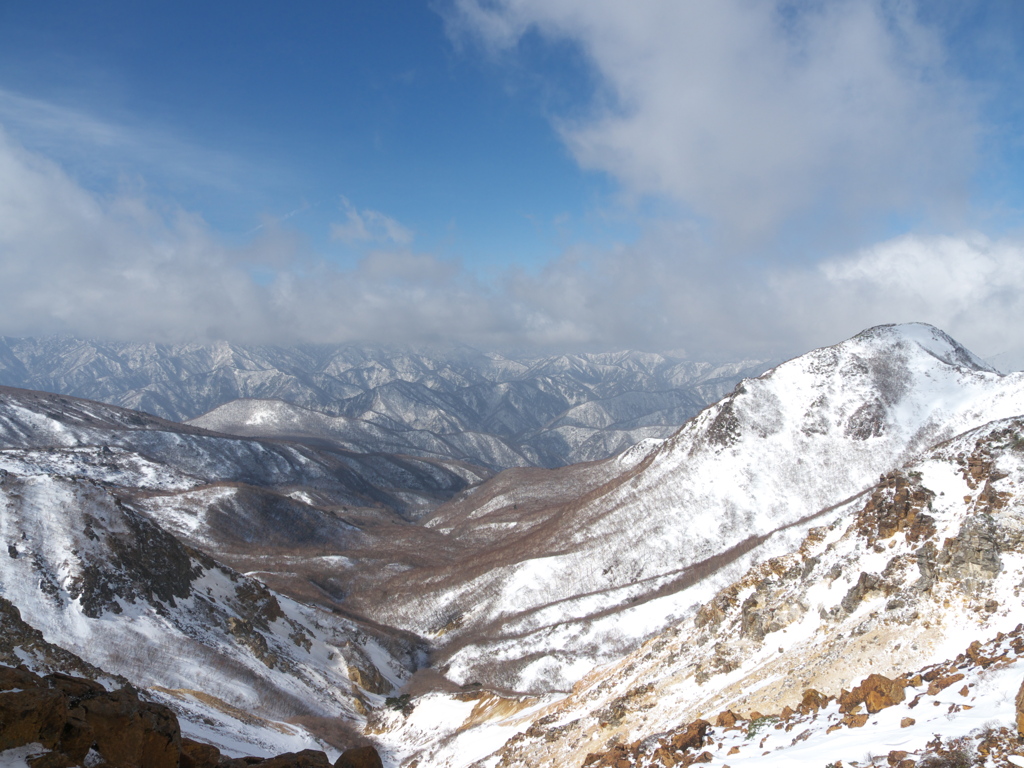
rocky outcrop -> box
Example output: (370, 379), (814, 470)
(838, 673), (907, 714)
(855, 470), (936, 545)
(0, 665), (179, 768)
(0, 665), (384, 768)
(582, 718), (710, 767)
(335, 746), (384, 768)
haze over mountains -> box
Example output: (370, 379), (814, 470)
(0, 336), (773, 470)
(5, 324), (1024, 766)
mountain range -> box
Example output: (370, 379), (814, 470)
(3, 323), (1024, 767)
(0, 336), (772, 470)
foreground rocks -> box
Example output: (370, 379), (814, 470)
(578, 629), (1024, 767)
(0, 665), (382, 768)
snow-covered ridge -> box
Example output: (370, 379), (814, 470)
(378, 408), (1024, 767)
(0, 336), (774, 468)
(352, 323), (1024, 695)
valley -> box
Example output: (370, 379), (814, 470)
(3, 324), (1024, 767)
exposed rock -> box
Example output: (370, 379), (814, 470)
(839, 674), (907, 714)
(257, 749), (332, 767)
(0, 664), (393, 768)
(0, 666), (189, 767)
(926, 673), (965, 696)
(798, 688), (830, 714)
(64, 688), (180, 768)
(715, 710), (739, 728)
(856, 471), (936, 545)
(0, 680), (68, 751)
(180, 737), (221, 768)
(841, 713), (869, 728)
(670, 719), (710, 752)
(841, 572), (884, 614)
(943, 515), (1002, 587)
(334, 745), (384, 768)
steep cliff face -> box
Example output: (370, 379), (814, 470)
(353, 324), (1024, 695)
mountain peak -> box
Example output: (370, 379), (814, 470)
(851, 322), (995, 372)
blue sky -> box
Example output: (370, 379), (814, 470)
(1, 1), (1024, 358)
(0, 1), (615, 268)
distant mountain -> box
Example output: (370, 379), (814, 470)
(0, 336), (773, 469)
(987, 348), (1024, 373)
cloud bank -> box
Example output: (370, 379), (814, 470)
(2, 127), (1023, 360)
(445, 0), (977, 242)
(1, 4), (1020, 361)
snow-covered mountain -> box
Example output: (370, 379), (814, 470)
(7, 323), (1024, 767)
(396, 410), (1024, 767)
(0, 336), (772, 469)
(344, 324), (1024, 695)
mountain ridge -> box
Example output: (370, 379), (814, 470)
(0, 335), (774, 469)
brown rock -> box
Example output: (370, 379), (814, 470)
(692, 752), (713, 763)
(1016, 675), (1024, 737)
(716, 710), (739, 728)
(921, 665), (948, 683)
(727, 746), (740, 755)
(966, 640), (984, 664)
(44, 672), (105, 699)
(887, 750), (908, 765)
(0, 665), (41, 692)
(900, 717), (915, 728)
(334, 746), (382, 768)
(670, 719), (710, 753)
(842, 714), (869, 728)
(651, 746), (678, 766)
(259, 749), (332, 767)
(798, 688), (829, 713)
(0, 686), (68, 751)
(180, 737), (221, 768)
(75, 689), (180, 768)
(927, 673), (965, 696)
(839, 674), (906, 714)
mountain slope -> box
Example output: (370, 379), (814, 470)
(371, 410), (1024, 767)
(347, 324), (1024, 695)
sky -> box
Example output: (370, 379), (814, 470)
(1, 1), (1023, 361)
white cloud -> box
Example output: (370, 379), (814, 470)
(330, 197), (414, 245)
(3, 127), (1022, 361)
(445, 0), (977, 242)
(0, 88), (251, 196)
